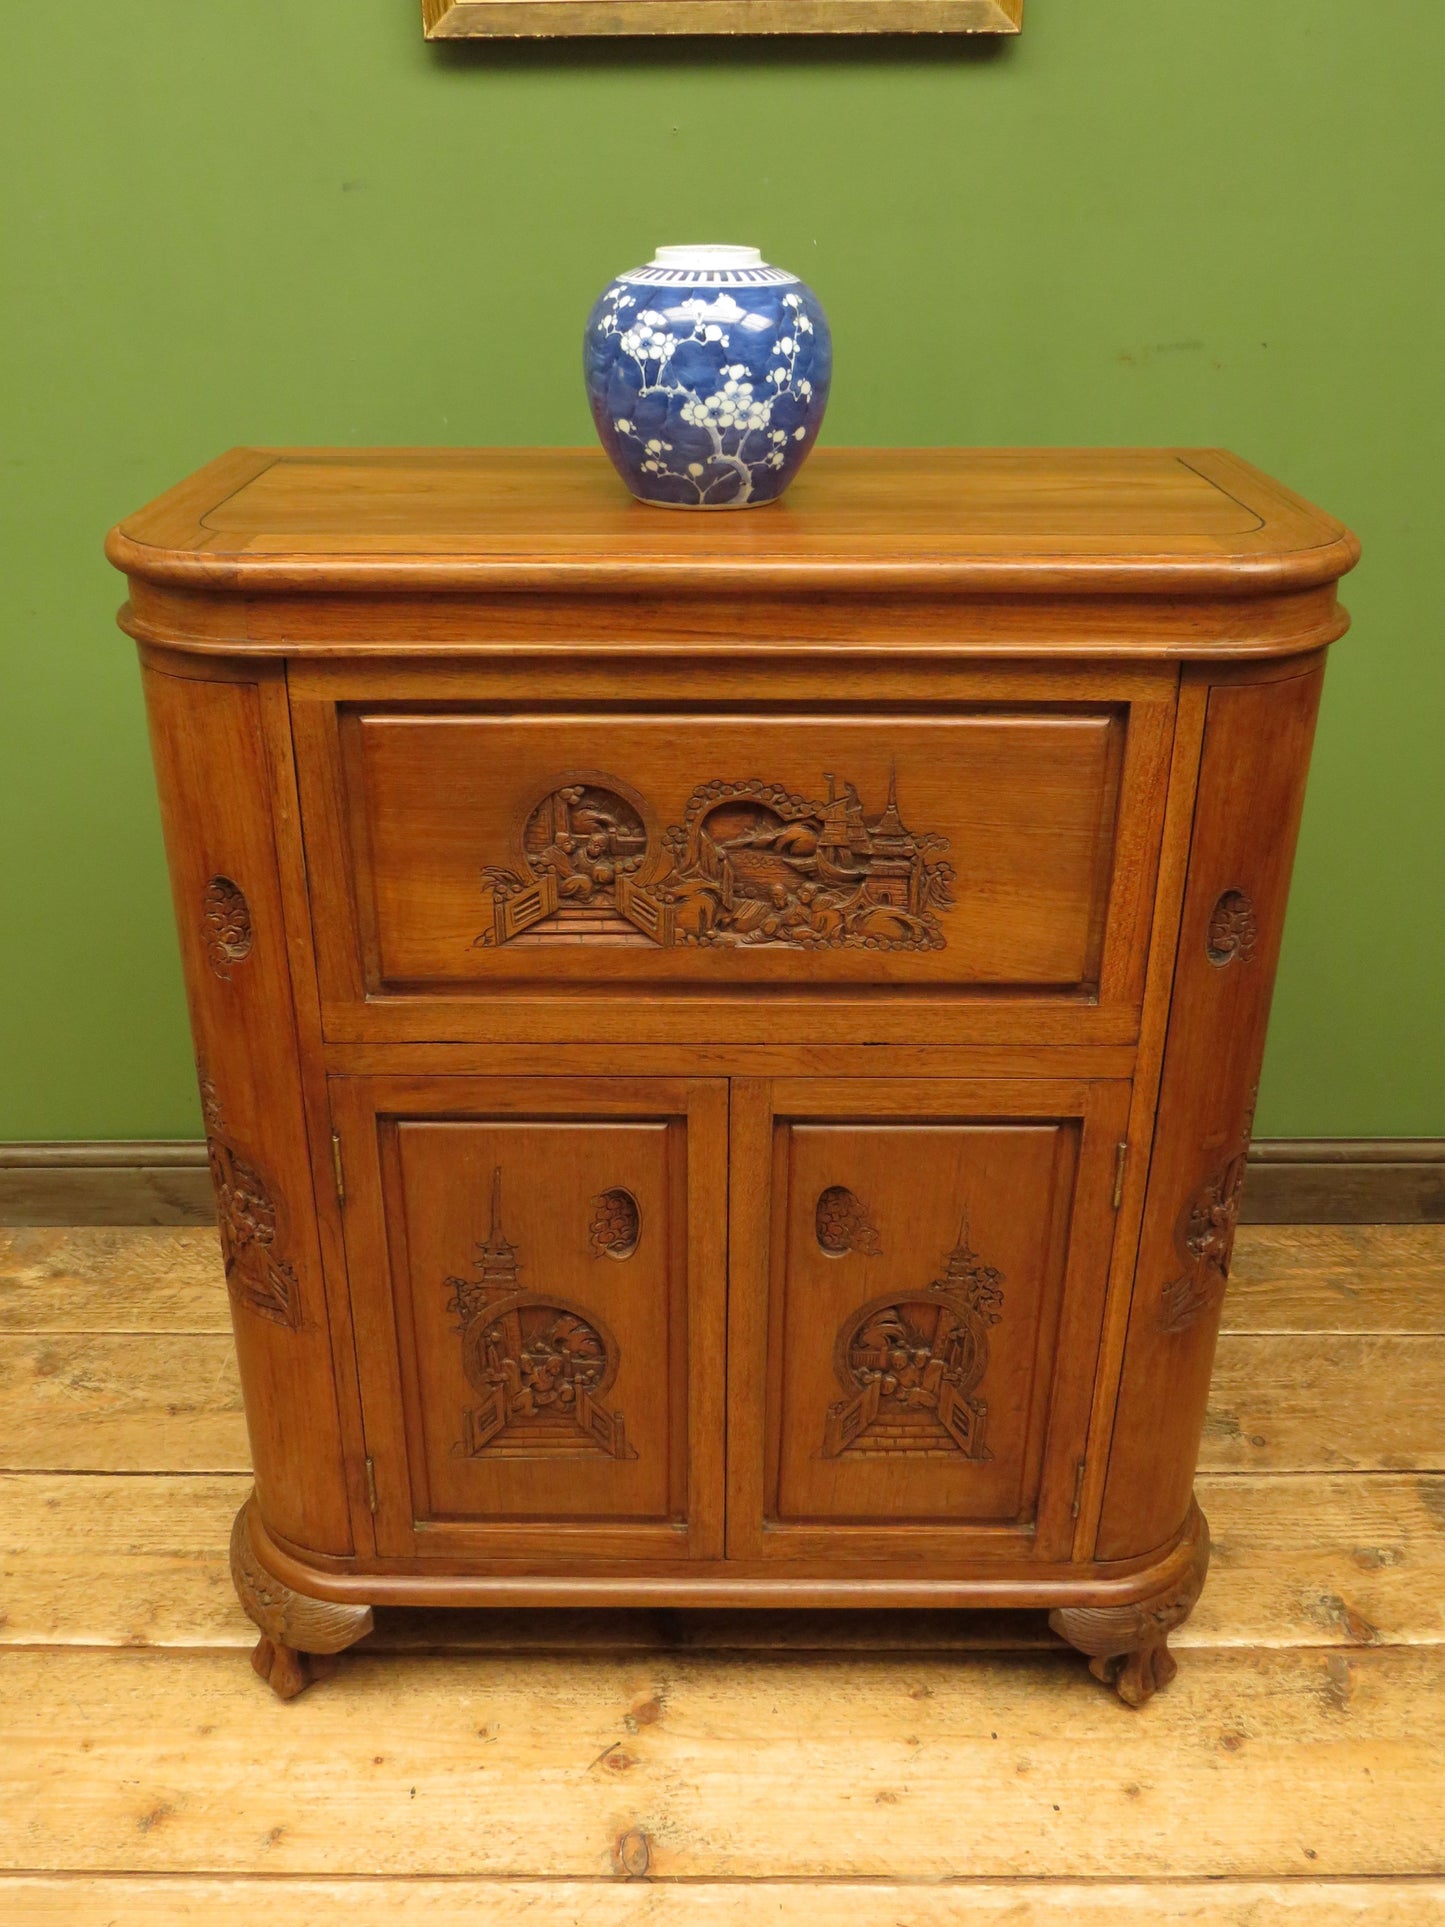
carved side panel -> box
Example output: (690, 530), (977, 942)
(1097, 666), (1325, 1562)
(141, 664), (352, 1557)
(476, 768), (954, 952)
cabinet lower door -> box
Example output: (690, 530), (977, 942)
(332, 1075), (726, 1564)
(727, 1077), (1131, 1567)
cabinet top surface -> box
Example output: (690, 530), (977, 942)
(108, 445), (1357, 601)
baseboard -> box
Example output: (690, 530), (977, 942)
(2, 1136), (1443, 1229)
(1237, 1139), (1445, 1225)
(0, 1141), (215, 1227)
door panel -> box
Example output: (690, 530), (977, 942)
(333, 1075), (726, 1563)
(728, 1077), (1131, 1567)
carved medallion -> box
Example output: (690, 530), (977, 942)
(202, 876), (253, 979)
(1158, 1089), (1258, 1335)
(815, 1185), (882, 1257)
(198, 1067), (300, 1328)
(477, 769), (954, 952)
(1205, 889), (1258, 967)
(822, 1212), (1004, 1460)
(589, 1188), (641, 1260)
(446, 1168), (636, 1461)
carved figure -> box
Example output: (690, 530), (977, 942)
(199, 1066), (299, 1327)
(1158, 1089), (1258, 1334)
(477, 769), (953, 952)
(823, 1211), (1004, 1459)
(445, 1168), (636, 1460)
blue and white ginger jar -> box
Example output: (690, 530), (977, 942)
(584, 244), (831, 510)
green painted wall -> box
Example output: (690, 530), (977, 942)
(1, 0), (1440, 1140)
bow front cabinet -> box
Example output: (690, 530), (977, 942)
(107, 448), (1357, 1702)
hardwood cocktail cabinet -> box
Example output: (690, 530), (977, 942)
(108, 448), (1357, 1703)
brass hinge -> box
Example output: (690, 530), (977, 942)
(1071, 1456), (1088, 1520)
(1112, 1140), (1129, 1210)
(331, 1130), (346, 1207)
(364, 1455), (378, 1515)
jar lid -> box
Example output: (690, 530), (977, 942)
(650, 245), (763, 270)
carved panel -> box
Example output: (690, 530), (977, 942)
(822, 1213), (1004, 1459)
(1158, 1088), (1258, 1335)
(589, 1188), (641, 1260)
(446, 1168), (637, 1460)
(198, 1066), (300, 1328)
(1205, 888), (1258, 967)
(477, 769), (953, 952)
(202, 875), (253, 979)
(815, 1185), (882, 1257)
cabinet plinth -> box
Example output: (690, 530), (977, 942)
(109, 446), (1357, 1700)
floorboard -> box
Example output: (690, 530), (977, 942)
(0, 1224), (1441, 1911)
(4, 1876), (1443, 1926)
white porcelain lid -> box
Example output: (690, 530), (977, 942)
(619, 244), (798, 288)
(650, 245), (763, 270)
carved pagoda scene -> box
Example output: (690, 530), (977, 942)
(199, 1068), (299, 1329)
(446, 1168), (636, 1461)
(822, 1211), (1005, 1459)
(478, 770), (954, 952)
(1158, 1090), (1257, 1335)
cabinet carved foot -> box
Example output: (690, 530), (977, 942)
(1049, 1505), (1210, 1707)
(229, 1497), (373, 1700)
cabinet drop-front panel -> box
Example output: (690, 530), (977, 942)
(294, 702), (1172, 1018)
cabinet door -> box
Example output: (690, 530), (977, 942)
(727, 1077), (1130, 1567)
(332, 1075), (726, 1564)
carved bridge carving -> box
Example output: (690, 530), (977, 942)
(476, 770), (954, 952)
(823, 1211), (1005, 1460)
(446, 1168), (636, 1462)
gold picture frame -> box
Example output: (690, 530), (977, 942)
(423, 0), (1022, 38)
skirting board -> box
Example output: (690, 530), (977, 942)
(1, 1138), (1443, 1228)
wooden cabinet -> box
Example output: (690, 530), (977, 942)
(108, 446), (1357, 1705)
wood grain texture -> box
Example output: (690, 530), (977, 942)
(0, 1226), (228, 1331)
(105, 449), (1358, 1673)
(0, 1147), (215, 1227)
(4, 1878), (1440, 1926)
(424, 0), (1024, 36)
(8, 1322), (1434, 1482)
(3, 1644), (1442, 1877)
(8, 1143), (1439, 1228)
(0, 1333), (246, 1471)
(1241, 1141), (1445, 1224)
(5, 1471), (1442, 1653)
(107, 447), (1358, 608)
(1202, 1335), (1445, 1473)
(0, 1226), (1439, 1911)
(1223, 1224), (1445, 1331)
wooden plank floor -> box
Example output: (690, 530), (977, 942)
(1, 1225), (1442, 1923)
